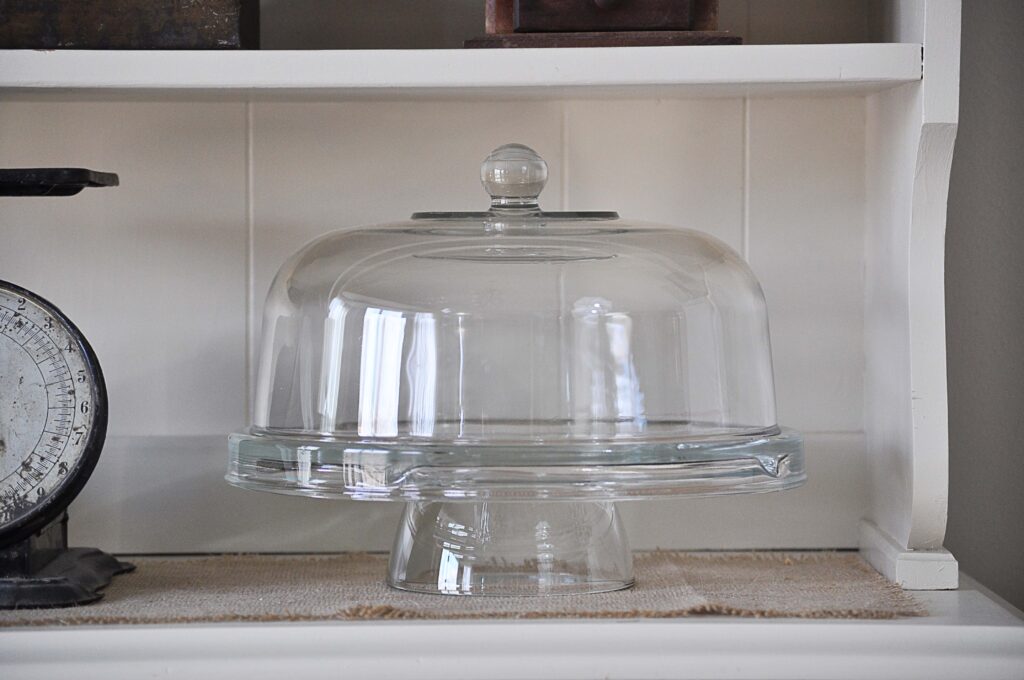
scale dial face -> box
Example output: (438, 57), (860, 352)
(0, 281), (106, 544)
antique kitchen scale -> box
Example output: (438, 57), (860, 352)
(0, 168), (133, 608)
(228, 145), (805, 596)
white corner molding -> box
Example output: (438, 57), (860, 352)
(860, 520), (958, 590)
(862, 0), (961, 588)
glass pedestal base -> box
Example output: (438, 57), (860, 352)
(387, 501), (633, 596)
(227, 427), (805, 501)
(227, 429), (805, 596)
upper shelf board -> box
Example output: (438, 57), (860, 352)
(0, 44), (921, 100)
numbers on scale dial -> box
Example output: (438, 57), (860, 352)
(0, 288), (96, 528)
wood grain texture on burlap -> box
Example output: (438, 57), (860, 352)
(0, 551), (925, 627)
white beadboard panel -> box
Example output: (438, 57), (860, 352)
(564, 99), (744, 251)
(622, 433), (867, 550)
(746, 97), (866, 433)
(68, 432), (863, 552)
(249, 100), (564, 394)
(0, 100), (248, 437)
(68, 436), (402, 553)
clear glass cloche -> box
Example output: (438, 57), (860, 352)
(228, 144), (804, 596)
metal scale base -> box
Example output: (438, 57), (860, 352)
(0, 515), (134, 609)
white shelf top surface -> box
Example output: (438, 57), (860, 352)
(1, 576), (1021, 680)
(0, 43), (921, 99)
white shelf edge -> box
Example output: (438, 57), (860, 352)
(3, 611), (1022, 680)
(3, 575), (1020, 680)
(0, 44), (921, 98)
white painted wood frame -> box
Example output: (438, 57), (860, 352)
(0, 2), (963, 590)
(862, 0), (961, 588)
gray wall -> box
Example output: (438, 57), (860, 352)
(945, 0), (1024, 611)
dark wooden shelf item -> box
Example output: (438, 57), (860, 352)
(0, 0), (259, 49)
(466, 30), (740, 48)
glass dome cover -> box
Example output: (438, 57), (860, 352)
(229, 144), (805, 596)
(228, 144), (803, 503)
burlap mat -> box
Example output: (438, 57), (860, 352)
(0, 551), (925, 626)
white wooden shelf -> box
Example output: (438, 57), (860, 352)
(1, 577), (1021, 680)
(0, 43), (921, 99)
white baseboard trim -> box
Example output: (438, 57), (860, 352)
(859, 519), (959, 590)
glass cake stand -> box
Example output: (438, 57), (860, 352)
(228, 144), (805, 596)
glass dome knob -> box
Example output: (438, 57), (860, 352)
(481, 143), (548, 211)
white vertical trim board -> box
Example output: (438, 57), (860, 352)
(741, 97), (751, 260)
(560, 101), (570, 210)
(245, 101), (256, 418)
(861, 0), (961, 587)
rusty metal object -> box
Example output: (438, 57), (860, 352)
(485, 0), (515, 34)
(691, 0), (719, 31)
